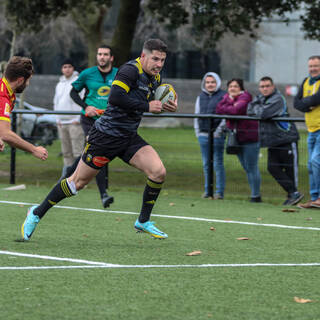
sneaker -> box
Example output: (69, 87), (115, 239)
(101, 193), (114, 208)
(134, 219), (168, 239)
(202, 193), (210, 199)
(284, 192), (304, 206)
(21, 205), (40, 241)
(297, 200), (315, 209)
(250, 196), (262, 203)
(214, 194), (224, 200)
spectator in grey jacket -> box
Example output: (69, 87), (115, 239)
(247, 76), (303, 205)
(194, 72), (226, 199)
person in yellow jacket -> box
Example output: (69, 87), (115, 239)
(294, 55), (320, 208)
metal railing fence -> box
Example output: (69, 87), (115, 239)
(9, 109), (306, 198)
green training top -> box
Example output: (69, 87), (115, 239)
(72, 66), (118, 117)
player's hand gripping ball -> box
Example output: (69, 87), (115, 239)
(154, 84), (177, 104)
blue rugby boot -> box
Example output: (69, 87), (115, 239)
(21, 205), (40, 241)
(134, 219), (168, 239)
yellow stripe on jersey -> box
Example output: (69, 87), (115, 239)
(0, 116), (11, 122)
(2, 78), (13, 96)
(112, 80), (130, 93)
(135, 58), (143, 74)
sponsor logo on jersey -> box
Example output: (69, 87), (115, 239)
(97, 86), (111, 96)
(92, 156), (110, 167)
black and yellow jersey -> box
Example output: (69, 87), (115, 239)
(95, 58), (162, 137)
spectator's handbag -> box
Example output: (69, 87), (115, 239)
(226, 129), (241, 154)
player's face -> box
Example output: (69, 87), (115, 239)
(228, 81), (241, 98)
(308, 58), (320, 78)
(259, 80), (274, 97)
(97, 48), (114, 69)
(61, 64), (74, 78)
(204, 76), (217, 93)
(141, 50), (166, 76)
(15, 76), (31, 94)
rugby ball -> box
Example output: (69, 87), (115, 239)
(154, 84), (176, 104)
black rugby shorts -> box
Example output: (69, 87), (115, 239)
(81, 126), (148, 170)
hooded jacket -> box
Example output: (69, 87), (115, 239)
(53, 71), (83, 124)
(194, 72), (226, 138)
(247, 89), (299, 147)
(216, 91), (258, 143)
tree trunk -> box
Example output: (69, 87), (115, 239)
(71, 5), (108, 67)
(111, 0), (141, 67)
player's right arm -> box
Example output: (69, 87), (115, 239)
(0, 120), (48, 160)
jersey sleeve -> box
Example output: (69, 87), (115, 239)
(71, 71), (87, 92)
(0, 95), (12, 122)
(109, 65), (149, 112)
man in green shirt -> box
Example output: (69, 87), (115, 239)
(68, 44), (118, 208)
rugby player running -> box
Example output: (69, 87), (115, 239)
(0, 56), (48, 160)
(21, 39), (177, 240)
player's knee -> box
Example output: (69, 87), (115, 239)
(151, 165), (166, 182)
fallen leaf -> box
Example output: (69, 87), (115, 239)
(306, 217), (313, 221)
(257, 217), (263, 221)
(210, 227), (216, 231)
(169, 202), (175, 206)
(237, 237), (251, 240)
(186, 250), (202, 256)
(282, 208), (297, 212)
(294, 296), (314, 303)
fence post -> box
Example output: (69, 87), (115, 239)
(10, 112), (17, 184)
(208, 118), (214, 197)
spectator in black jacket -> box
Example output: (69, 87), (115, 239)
(247, 76), (303, 205)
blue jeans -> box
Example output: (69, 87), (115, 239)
(198, 135), (225, 197)
(307, 130), (320, 200)
(237, 142), (261, 198)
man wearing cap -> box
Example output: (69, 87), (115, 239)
(53, 59), (85, 175)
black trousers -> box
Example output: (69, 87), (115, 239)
(267, 142), (298, 195)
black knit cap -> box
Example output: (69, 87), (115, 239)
(62, 58), (74, 67)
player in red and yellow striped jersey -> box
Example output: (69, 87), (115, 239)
(0, 56), (48, 160)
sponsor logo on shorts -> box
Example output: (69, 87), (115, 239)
(92, 156), (110, 167)
(86, 154), (92, 163)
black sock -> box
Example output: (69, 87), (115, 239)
(138, 178), (163, 223)
(34, 179), (75, 219)
(96, 166), (107, 198)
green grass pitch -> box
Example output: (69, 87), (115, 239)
(1, 184), (320, 320)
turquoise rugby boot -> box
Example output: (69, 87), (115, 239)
(21, 205), (40, 241)
(134, 219), (168, 239)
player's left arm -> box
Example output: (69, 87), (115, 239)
(0, 120), (48, 160)
(0, 137), (4, 152)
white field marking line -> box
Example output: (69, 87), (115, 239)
(1, 199), (320, 232)
(1, 263), (320, 271)
(0, 250), (118, 267)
